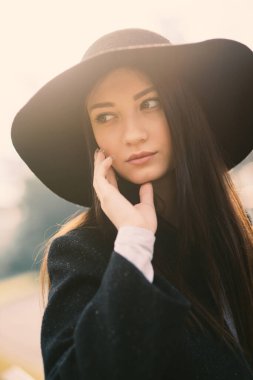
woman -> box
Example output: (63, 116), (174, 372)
(11, 28), (253, 379)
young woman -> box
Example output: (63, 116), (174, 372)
(11, 28), (253, 379)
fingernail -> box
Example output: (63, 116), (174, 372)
(94, 148), (100, 157)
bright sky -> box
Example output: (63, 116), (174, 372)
(0, 0), (252, 206)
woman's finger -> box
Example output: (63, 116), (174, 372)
(139, 182), (154, 207)
(93, 149), (108, 179)
(93, 151), (115, 201)
(94, 150), (118, 192)
(106, 165), (119, 189)
(94, 153), (113, 185)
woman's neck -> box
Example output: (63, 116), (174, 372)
(152, 170), (178, 228)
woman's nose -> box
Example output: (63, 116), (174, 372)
(122, 117), (148, 145)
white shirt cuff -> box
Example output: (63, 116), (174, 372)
(114, 225), (155, 283)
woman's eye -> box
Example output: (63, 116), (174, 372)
(95, 113), (114, 124)
(141, 98), (160, 110)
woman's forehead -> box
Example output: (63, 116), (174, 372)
(86, 66), (154, 105)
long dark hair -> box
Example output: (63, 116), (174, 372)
(40, 61), (253, 367)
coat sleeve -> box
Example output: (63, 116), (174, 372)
(41, 228), (191, 380)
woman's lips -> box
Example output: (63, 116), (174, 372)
(127, 152), (157, 165)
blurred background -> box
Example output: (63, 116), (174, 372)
(0, 0), (252, 378)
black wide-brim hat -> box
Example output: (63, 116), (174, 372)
(11, 28), (253, 207)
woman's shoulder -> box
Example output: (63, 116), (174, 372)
(61, 225), (105, 245)
(51, 225), (108, 250)
(47, 226), (112, 275)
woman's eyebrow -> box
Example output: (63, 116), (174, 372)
(89, 102), (114, 112)
(133, 86), (156, 100)
(88, 86), (156, 112)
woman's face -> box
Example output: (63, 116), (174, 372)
(86, 66), (174, 185)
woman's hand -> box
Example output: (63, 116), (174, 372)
(93, 149), (157, 233)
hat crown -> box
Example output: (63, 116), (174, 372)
(82, 28), (171, 61)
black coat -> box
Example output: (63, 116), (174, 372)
(41, 215), (253, 379)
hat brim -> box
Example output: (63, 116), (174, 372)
(11, 39), (253, 207)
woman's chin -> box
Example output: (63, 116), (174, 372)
(118, 171), (163, 185)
